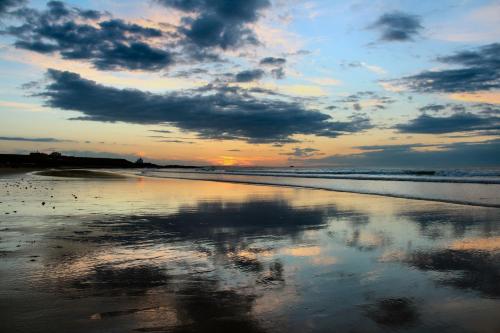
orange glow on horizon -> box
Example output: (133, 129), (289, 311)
(208, 155), (286, 167)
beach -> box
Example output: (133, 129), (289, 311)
(1, 170), (499, 333)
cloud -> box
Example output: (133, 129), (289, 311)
(157, 0), (270, 50)
(38, 69), (372, 144)
(4, 1), (173, 71)
(271, 67), (285, 80)
(369, 11), (423, 42)
(418, 104), (447, 113)
(258, 57), (286, 80)
(0, 136), (73, 142)
(149, 129), (172, 134)
(341, 61), (386, 75)
(399, 43), (500, 93)
(395, 112), (500, 134)
(280, 147), (323, 158)
(260, 57), (286, 66)
(335, 91), (394, 111)
(157, 139), (195, 144)
(235, 69), (265, 82)
(172, 68), (209, 78)
(308, 140), (500, 167)
(0, 0), (25, 16)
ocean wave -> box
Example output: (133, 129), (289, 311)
(144, 168), (500, 185)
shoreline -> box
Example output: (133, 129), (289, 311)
(4, 168), (500, 209)
(140, 173), (500, 209)
(145, 169), (500, 185)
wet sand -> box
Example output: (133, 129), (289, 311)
(0, 172), (499, 333)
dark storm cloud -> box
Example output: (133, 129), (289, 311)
(0, 136), (73, 142)
(395, 112), (500, 134)
(0, 0), (25, 16)
(259, 57), (286, 66)
(308, 140), (500, 167)
(234, 69), (264, 82)
(437, 43), (500, 68)
(4, 1), (173, 71)
(369, 11), (422, 42)
(157, 0), (270, 49)
(38, 69), (372, 144)
(399, 43), (500, 93)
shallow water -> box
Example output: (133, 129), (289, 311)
(1, 173), (499, 333)
(139, 169), (500, 207)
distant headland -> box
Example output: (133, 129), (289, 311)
(0, 152), (199, 169)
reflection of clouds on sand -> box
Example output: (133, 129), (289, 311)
(407, 249), (500, 298)
(282, 246), (321, 256)
(281, 245), (338, 266)
(362, 298), (420, 328)
(449, 236), (500, 251)
(396, 204), (500, 239)
(327, 227), (393, 253)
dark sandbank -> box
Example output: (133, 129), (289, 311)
(35, 169), (126, 178)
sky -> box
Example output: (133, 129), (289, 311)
(0, 0), (499, 167)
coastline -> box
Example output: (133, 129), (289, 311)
(12, 168), (500, 208)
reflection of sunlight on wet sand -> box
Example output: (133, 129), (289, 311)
(30, 174), (414, 219)
(282, 246), (321, 256)
(378, 250), (407, 263)
(282, 245), (338, 266)
(253, 290), (300, 318)
(450, 236), (500, 251)
(310, 256), (338, 266)
(235, 249), (274, 260)
(33, 245), (211, 285)
(357, 233), (390, 248)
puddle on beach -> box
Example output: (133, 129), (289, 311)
(0, 174), (499, 332)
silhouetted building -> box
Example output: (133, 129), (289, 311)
(50, 152), (62, 158)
